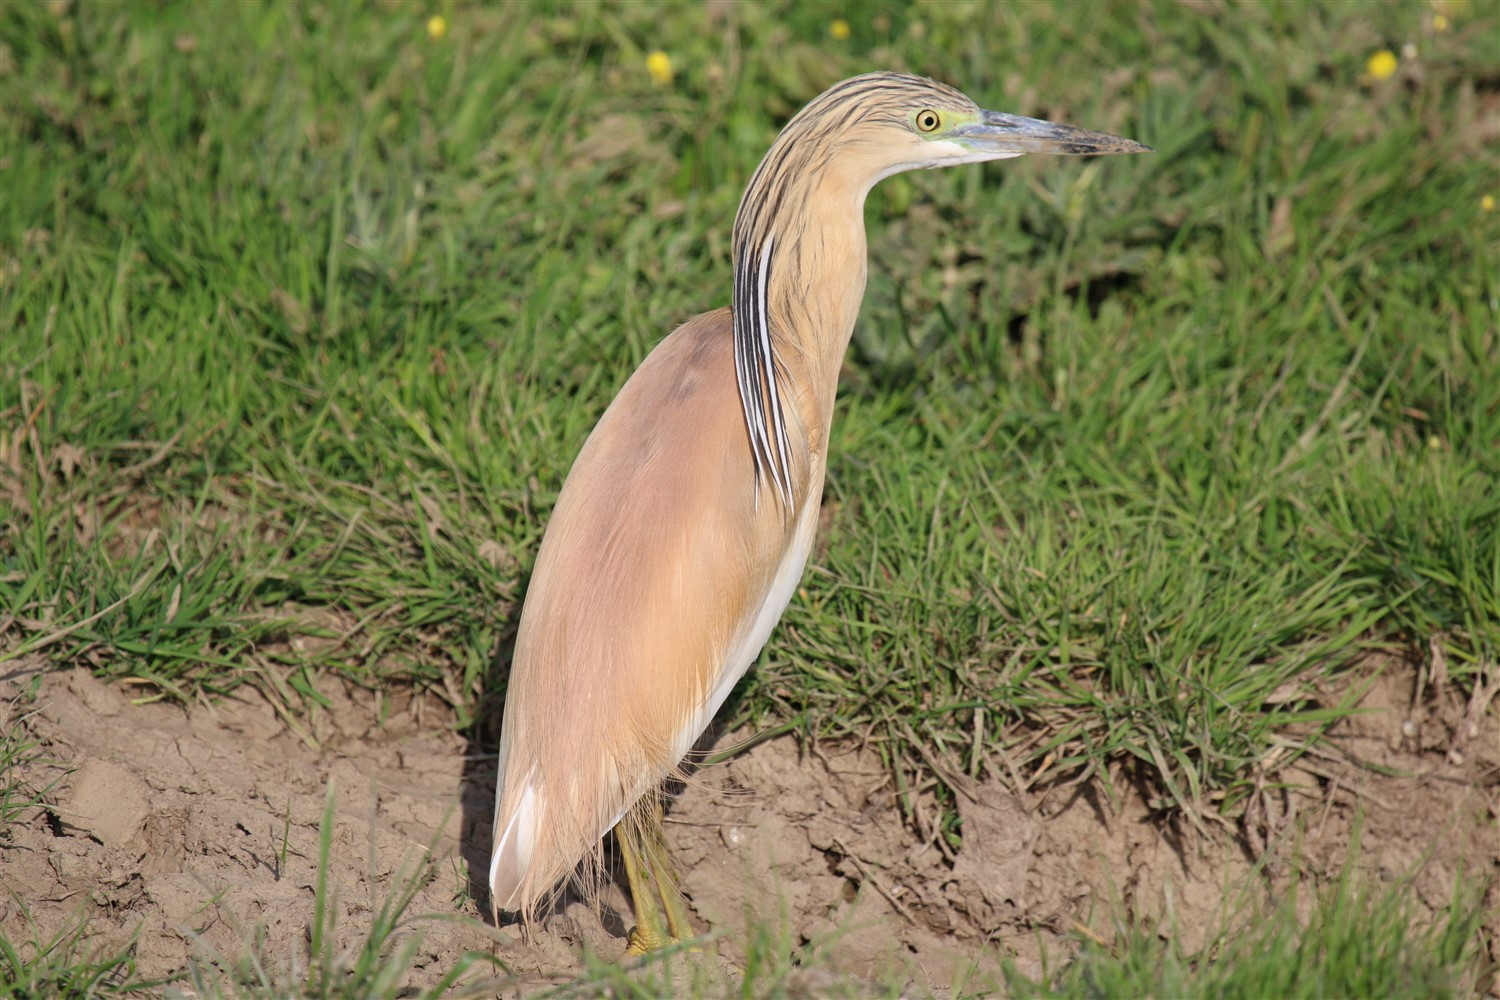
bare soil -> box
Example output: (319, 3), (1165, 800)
(1, 658), (1495, 995)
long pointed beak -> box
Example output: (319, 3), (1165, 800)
(953, 109), (1151, 156)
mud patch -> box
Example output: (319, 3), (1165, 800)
(0, 663), (1494, 994)
(0, 664), (502, 990)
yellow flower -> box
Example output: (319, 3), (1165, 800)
(1433, 13), (1450, 30)
(646, 50), (673, 85)
(1482, 194), (1496, 212)
(427, 14), (447, 40)
(1366, 49), (1397, 80)
(830, 19), (851, 41)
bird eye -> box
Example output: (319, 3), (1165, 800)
(915, 109), (941, 133)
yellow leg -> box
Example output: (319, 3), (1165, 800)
(619, 812), (672, 954)
(640, 798), (696, 943)
(620, 797), (696, 955)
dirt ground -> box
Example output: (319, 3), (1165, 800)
(1, 658), (1495, 995)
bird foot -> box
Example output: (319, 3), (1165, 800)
(622, 901), (701, 957)
(623, 923), (669, 957)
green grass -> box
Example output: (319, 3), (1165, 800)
(0, 903), (154, 998)
(0, 0), (1496, 993)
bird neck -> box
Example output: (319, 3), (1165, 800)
(730, 160), (873, 504)
(769, 172), (871, 413)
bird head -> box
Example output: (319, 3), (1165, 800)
(786, 72), (1150, 189)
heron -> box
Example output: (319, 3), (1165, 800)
(489, 71), (1147, 953)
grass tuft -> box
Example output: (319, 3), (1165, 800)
(0, 903), (154, 997)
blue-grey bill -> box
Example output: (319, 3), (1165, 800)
(956, 109), (1152, 155)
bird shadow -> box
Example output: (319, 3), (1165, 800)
(457, 648), (505, 926)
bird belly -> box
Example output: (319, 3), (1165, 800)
(555, 487), (820, 861)
(668, 493), (821, 766)
(530, 494), (821, 878)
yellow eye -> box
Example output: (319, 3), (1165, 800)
(915, 109), (941, 133)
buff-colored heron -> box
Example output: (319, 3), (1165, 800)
(490, 71), (1147, 952)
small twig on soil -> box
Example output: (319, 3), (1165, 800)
(1067, 918), (1110, 949)
(928, 811), (957, 866)
(1297, 733), (1426, 782)
(910, 790), (956, 866)
(1428, 634), (1450, 703)
(804, 728), (834, 772)
(1291, 759), (1397, 812)
(831, 838), (916, 926)
(1313, 775), (1339, 842)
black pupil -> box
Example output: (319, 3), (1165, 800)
(921, 113), (935, 129)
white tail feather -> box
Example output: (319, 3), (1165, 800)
(489, 775), (539, 910)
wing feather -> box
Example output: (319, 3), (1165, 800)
(489, 308), (814, 916)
